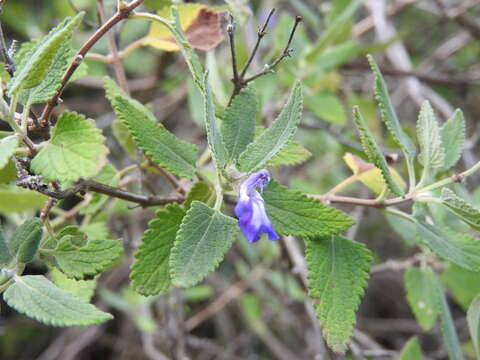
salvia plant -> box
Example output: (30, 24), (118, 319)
(0, 1), (480, 358)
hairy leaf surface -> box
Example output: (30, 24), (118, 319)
(305, 235), (372, 354)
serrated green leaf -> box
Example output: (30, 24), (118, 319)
(16, 218), (42, 264)
(404, 267), (438, 331)
(417, 101), (445, 169)
(8, 13), (83, 96)
(399, 337), (423, 360)
(30, 111), (108, 182)
(262, 180), (354, 237)
(202, 72), (227, 169)
(9, 218), (42, 259)
(50, 267), (97, 302)
(170, 6), (204, 90)
(416, 220), (480, 271)
(0, 227), (12, 265)
(305, 235), (372, 354)
(53, 236), (123, 279)
(440, 109), (465, 171)
(170, 201), (238, 287)
(367, 55), (416, 158)
(0, 187), (47, 213)
(267, 141), (312, 167)
(238, 82), (303, 173)
(131, 204), (185, 296)
(443, 265), (480, 311)
(3, 275), (111, 326)
(0, 135), (18, 170)
(441, 188), (480, 231)
(467, 295), (480, 360)
(17, 42), (71, 105)
(184, 181), (215, 209)
(222, 84), (257, 163)
(105, 78), (197, 179)
(353, 106), (404, 196)
(432, 270), (465, 360)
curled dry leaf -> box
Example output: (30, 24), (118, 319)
(144, 4), (228, 52)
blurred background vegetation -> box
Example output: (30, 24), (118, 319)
(1, 0), (480, 359)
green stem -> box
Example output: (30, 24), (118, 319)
(130, 11), (172, 28)
(419, 161), (480, 193)
(405, 154), (416, 193)
(214, 175), (223, 210)
(384, 207), (416, 223)
(326, 175), (357, 195)
(20, 103), (31, 132)
(6, 93), (22, 134)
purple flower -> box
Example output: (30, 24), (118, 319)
(235, 169), (279, 243)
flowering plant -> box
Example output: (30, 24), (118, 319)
(0, 1), (479, 359)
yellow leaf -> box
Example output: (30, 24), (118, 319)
(343, 152), (406, 195)
(143, 4), (226, 52)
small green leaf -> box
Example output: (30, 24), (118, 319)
(305, 235), (372, 354)
(443, 265), (480, 311)
(131, 204), (185, 296)
(238, 81), (303, 173)
(353, 106), (404, 196)
(184, 181), (215, 209)
(467, 295), (480, 360)
(105, 77), (197, 179)
(0, 135), (18, 170)
(0, 227), (12, 265)
(417, 101), (445, 169)
(4, 275), (112, 326)
(8, 13), (84, 96)
(50, 267), (97, 302)
(432, 270), (465, 360)
(222, 84), (257, 163)
(416, 220), (480, 271)
(52, 236), (123, 279)
(440, 109), (465, 171)
(17, 42), (71, 105)
(399, 337), (424, 360)
(263, 180), (354, 237)
(203, 73), (227, 169)
(441, 188), (480, 232)
(267, 141), (312, 167)
(16, 218), (42, 264)
(0, 187), (47, 213)
(367, 54), (416, 158)
(9, 218), (42, 259)
(170, 201), (238, 287)
(404, 267), (438, 331)
(30, 111), (108, 182)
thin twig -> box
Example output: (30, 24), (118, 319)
(39, 0), (145, 127)
(18, 178), (183, 207)
(239, 8), (275, 79)
(243, 15), (303, 84)
(98, 0), (130, 93)
(228, 10), (302, 103)
(185, 266), (266, 331)
(227, 14), (239, 84)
